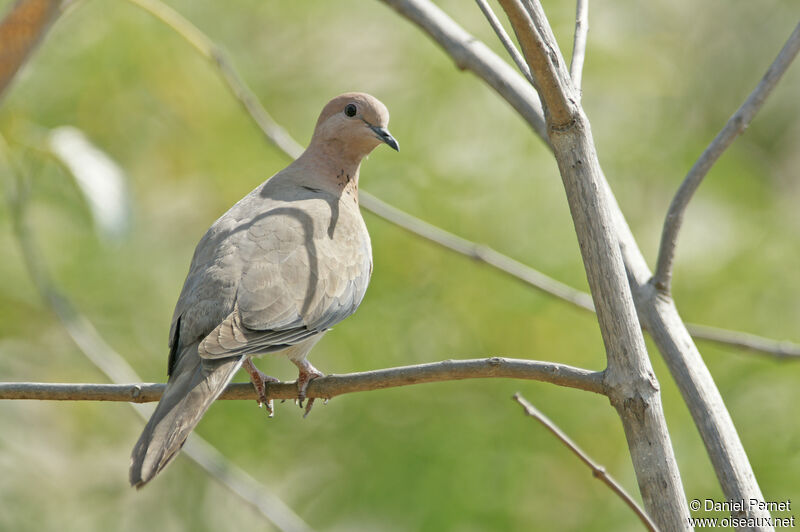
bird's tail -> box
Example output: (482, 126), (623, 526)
(129, 344), (243, 488)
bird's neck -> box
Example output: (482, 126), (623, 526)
(293, 139), (365, 200)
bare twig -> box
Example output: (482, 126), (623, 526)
(0, 358), (606, 402)
(361, 191), (596, 311)
(653, 22), (800, 292)
(569, 0), (588, 90)
(474, 0), (534, 85)
(0, 139), (313, 532)
(513, 393), (657, 532)
(685, 324), (800, 359)
(124, 0), (304, 159)
(497, 0), (575, 125)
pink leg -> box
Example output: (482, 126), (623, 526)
(290, 358), (324, 417)
(243, 358), (280, 417)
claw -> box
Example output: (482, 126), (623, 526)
(292, 359), (323, 416)
(243, 358), (279, 418)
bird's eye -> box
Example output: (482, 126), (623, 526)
(344, 103), (357, 117)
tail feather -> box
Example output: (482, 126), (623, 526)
(129, 344), (243, 488)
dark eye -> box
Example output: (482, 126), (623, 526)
(344, 103), (357, 117)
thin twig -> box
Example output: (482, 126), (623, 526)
(513, 394), (658, 532)
(361, 191), (596, 311)
(497, 0), (576, 126)
(686, 324), (800, 359)
(653, 22), (800, 292)
(474, 0), (534, 85)
(124, 0), (304, 159)
(569, 0), (588, 90)
(0, 358), (607, 402)
(0, 138), (314, 532)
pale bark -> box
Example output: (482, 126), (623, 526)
(496, 0), (689, 527)
(0, 358), (606, 402)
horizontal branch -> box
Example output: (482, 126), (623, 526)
(0, 357), (607, 402)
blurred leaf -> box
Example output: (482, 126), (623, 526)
(47, 125), (131, 241)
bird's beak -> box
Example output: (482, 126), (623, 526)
(369, 125), (400, 152)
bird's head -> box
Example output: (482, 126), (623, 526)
(311, 92), (399, 159)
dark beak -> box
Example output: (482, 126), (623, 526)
(370, 125), (400, 152)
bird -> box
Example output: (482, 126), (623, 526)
(129, 92), (398, 488)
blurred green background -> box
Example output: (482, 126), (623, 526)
(0, 0), (798, 530)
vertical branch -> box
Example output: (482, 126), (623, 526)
(569, 0), (588, 90)
(494, 0), (690, 528)
(474, 0), (534, 84)
(653, 22), (800, 292)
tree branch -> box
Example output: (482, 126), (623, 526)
(495, 0), (689, 527)
(497, 0), (576, 126)
(569, 0), (588, 90)
(361, 191), (596, 311)
(474, 0), (534, 85)
(653, 22), (800, 292)
(686, 324), (800, 359)
(0, 358), (606, 402)
(513, 393), (657, 532)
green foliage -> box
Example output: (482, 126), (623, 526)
(0, 0), (798, 530)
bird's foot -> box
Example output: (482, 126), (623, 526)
(292, 359), (324, 418)
(243, 358), (280, 417)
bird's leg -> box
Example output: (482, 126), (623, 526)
(243, 358), (280, 417)
(290, 358), (324, 417)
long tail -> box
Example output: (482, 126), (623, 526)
(129, 343), (243, 488)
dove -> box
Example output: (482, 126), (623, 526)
(130, 92), (398, 488)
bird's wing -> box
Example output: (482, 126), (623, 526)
(182, 187), (372, 361)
